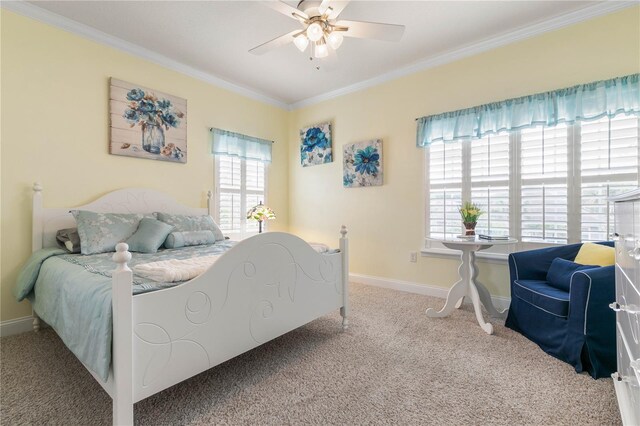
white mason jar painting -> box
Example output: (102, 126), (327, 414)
(109, 78), (187, 163)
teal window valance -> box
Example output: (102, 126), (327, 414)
(416, 74), (640, 147)
(211, 128), (272, 163)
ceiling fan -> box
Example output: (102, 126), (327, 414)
(249, 0), (405, 60)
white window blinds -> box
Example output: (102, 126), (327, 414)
(580, 114), (639, 241)
(427, 140), (462, 238)
(425, 117), (639, 248)
(471, 133), (510, 237)
(216, 156), (267, 237)
(520, 124), (568, 244)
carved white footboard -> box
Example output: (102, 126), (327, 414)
(112, 230), (349, 425)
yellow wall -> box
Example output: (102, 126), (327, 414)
(1, 7), (639, 324)
(287, 8), (640, 296)
(0, 10), (289, 321)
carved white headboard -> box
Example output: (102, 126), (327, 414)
(32, 183), (212, 250)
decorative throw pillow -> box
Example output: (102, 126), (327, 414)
(546, 258), (598, 292)
(574, 243), (615, 267)
(164, 230), (216, 249)
(155, 213), (224, 241)
(125, 218), (174, 254)
(56, 228), (81, 254)
(71, 210), (151, 255)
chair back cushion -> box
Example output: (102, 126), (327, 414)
(546, 257), (598, 292)
(574, 242), (615, 266)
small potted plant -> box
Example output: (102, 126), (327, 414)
(459, 201), (483, 236)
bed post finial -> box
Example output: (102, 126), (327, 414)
(339, 225), (349, 331)
(113, 243), (132, 272)
(33, 182), (43, 192)
(112, 242), (133, 425)
(207, 190), (213, 217)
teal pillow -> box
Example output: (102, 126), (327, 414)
(126, 218), (174, 253)
(72, 210), (153, 255)
(164, 230), (216, 249)
(156, 213), (224, 241)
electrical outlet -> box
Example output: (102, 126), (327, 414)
(409, 252), (418, 263)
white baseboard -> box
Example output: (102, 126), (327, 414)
(0, 316), (33, 337)
(349, 273), (511, 312)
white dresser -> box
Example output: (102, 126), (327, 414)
(610, 188), (640, 425)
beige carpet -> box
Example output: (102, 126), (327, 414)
(1, 283), (620, 425)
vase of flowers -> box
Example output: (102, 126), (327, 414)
(459, 201), (483, 236)
(123, 88), (183, 156)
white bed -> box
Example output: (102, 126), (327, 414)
(30, 183), (349, 425)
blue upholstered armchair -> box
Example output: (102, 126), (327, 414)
(505, 242), (616, 379)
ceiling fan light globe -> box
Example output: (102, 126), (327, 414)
(293, 34), (309, 52)
(306, 22), (324, 42)
(327, 32), (343, 50)
(314, 43), (329, 58)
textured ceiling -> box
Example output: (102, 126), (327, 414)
(27, 1), (616, 105)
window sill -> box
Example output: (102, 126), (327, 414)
(420, 248), (508, 265)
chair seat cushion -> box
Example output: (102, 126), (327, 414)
(513, 279), (570, 318)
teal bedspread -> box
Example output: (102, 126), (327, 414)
(14, 242), (235, 381)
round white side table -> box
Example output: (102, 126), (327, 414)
(425, 236), (518, 335)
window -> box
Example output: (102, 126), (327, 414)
(215, 155), (267, 238)
(427, 141), (462, 238)
(579, 114), (639, 241)
(470, 133), (510, 237)
(426, 133), (509, 239)
(425, 114), (639, 251)
(520, 124), (568, 244)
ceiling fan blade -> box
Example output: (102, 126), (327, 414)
(336, 20), (405, 42)
(327, 1), (350, 19)
(261, 1), (308, 22)
(249, 30), (300, 55)
(318, 0), (331, 15)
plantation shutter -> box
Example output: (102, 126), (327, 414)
(520, 124), (569, 243)
(217, 156), (242, 234)
(580, 114), (640, 241)
(427, 141), (463, 238)
(470, 133), (510, 237)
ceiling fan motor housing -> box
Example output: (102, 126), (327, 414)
(297, 0), (324, 18)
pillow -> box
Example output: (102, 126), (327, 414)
(546, 258), (598, 292)
(156, 213), (224, 241)
(71, 210), (152, 255)
(574, 243), (615, 267)
(56, 228), (81, 254)
(125, 218), (174, 254)
(164, 230), (216, 249)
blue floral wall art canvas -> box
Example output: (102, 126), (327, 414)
(109, 78), (187, 163)
(343, 139), (383, 188)
(300, 121), (332, 167)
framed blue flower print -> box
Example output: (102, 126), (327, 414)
(109, 78), (187, 163)
(300, 121), (332, 167)
(343, 139), (383, 188)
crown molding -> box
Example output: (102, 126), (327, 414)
(1, 1), (636, 111)
(289, 1), (637, 110)
(0, 1), (291, 110)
